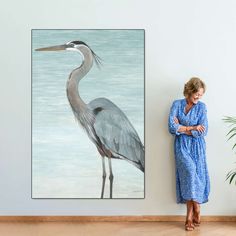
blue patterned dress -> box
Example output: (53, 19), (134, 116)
(168, 99), (210, 204)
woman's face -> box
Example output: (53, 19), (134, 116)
(189, 88), (204, 104)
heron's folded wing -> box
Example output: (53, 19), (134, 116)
(94, 107), (144, 169)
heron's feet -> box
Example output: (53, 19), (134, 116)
(185, 220), (195, 231)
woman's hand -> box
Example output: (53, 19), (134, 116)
(194, 125), (205, 133)
(174, 117), (179, 124)
(174, 117), (193, 136)
(185, 130), (192, 136)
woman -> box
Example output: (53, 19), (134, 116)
(168, 77), (210, 231)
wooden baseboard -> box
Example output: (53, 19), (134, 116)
(0, 216), (236, 222)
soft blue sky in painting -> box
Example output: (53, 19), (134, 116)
(32, 29), (144, 198)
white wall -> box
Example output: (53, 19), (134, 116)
(0, 0), (235, 215)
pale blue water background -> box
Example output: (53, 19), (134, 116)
(32, 30), (144, 198)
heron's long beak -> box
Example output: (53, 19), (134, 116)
(35, 44), (67, 51)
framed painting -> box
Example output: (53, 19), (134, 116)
(32, 29), (145, 198)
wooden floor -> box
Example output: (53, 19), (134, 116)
(0, 221), (235, 236)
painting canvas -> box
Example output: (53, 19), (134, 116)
(32, 29), (145, 198)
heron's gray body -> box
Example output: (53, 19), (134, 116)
(89, 97), (144, 171)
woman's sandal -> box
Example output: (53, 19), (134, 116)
(193, 211), (201, 227)
(192, 202), (201, 227)
(185, 220), (195, 231)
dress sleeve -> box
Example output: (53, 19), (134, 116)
(191, 103), (208, 138)
(168, 101), (183, 136)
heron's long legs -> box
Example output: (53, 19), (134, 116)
(101, 156), (106, 199)
(108, 157), (114, 199)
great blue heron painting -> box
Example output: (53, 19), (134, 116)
(32, 29), (144, 198)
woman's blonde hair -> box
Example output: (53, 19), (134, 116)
(183, 77), (206, 97)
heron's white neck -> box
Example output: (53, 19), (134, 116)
(66, 46), (93, 114)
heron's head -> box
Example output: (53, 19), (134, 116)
(35, 40), (102, 67)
